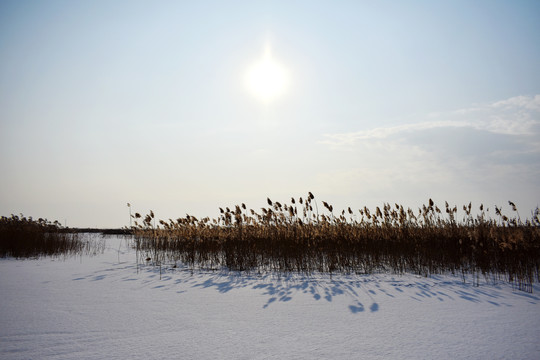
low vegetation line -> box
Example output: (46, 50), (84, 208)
(131, 193), (540, 292)
(0, 215), (104, 258)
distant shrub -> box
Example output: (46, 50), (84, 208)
(0, 214), (86, 258)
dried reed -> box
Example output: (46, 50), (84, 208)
(130, 195), (540, 292)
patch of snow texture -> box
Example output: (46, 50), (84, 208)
(1, 235), (539, 359)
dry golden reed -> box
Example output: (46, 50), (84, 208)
(130, 194), (540, 292)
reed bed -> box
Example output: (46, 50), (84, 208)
(0, 215), (102, 258)
(130, 194), (540, 291)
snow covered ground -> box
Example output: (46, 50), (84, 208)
(1, 235), (539, 360)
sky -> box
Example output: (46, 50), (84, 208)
(1, 0), (539, 228)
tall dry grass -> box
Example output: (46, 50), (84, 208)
(130, 194), (540, 291)
(0, 214), (102, 258)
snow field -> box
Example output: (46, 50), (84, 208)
(1, 235), (539, 359)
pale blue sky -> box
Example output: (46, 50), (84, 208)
(1, 0), (539, 227)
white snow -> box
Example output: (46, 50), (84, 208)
(1, 235), (539, 360)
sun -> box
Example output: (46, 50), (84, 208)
(245, 45), (288, 103)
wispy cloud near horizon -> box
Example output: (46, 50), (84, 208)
(323, 94), (540, 146)
(316, 95), (539, 212)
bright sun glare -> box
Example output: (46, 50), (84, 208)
(246, 45), (288, 103)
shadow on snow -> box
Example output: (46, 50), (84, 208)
(72, 259), (540, 314)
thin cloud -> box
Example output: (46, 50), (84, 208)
(492, 94), (540, 111)
(315, 95), (539, 213)
(321, 121), (469, 146)
(322, 94), (540, 147)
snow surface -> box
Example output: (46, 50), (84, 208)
(1, 235), (539, 360)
